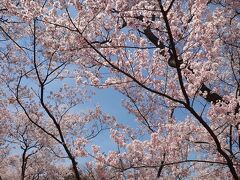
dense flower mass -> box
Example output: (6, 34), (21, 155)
(0, 0), (239, 179)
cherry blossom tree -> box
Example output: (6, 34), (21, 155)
(1, 2), (113, 179)
(0, 0), (239, 179)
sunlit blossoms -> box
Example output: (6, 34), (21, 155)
(0, 0), (239, 179)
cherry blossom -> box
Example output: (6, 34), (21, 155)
(0, 0), (239, 179)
